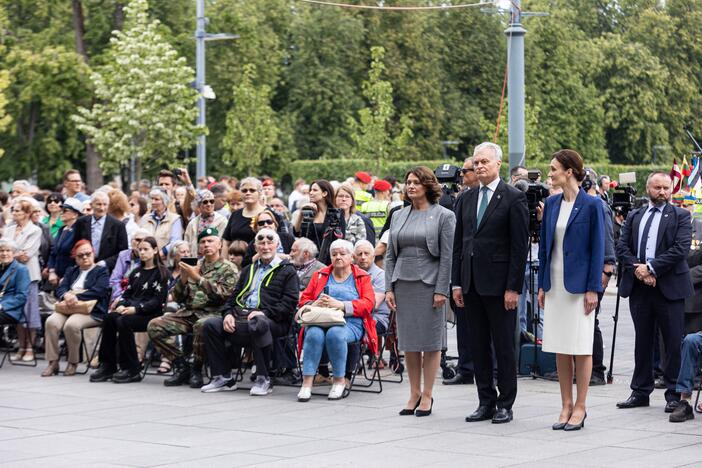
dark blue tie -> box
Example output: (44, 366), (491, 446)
(638, 207), (658, 263)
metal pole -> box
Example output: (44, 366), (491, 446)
(505, 0), (526, 171)
(195, 0), (207, 179)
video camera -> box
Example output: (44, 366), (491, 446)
(435, 164), (462, 209)
(516, 170), (550, 239)
(611, 172), (637, 218)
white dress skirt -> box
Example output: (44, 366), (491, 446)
(542, 200), (595, 355)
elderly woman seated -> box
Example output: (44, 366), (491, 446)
(0, 239), (31, 327)
(43, 240), (110, 376)
(297, 239), (377, 401)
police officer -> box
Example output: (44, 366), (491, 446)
(360, 180), (392, 237)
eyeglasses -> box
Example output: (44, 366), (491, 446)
(75, 252), (92, 259)
(257, 219), (275, 227)
(200, 199), (215, 205)
(461, 168), (474, 174)
(241, 188), (258, 194)
(256, 234), (275, 242)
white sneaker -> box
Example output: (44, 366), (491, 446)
(297, 386), (312, 402)
(201, 375), (237, 393)
(250, 377), (272, 396)
(328, 383), (345, 400)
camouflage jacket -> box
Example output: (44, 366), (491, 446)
(172, 258), (238, 317)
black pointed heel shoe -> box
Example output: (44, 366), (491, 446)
(564, 412), (587, 431)
(399, 398), (421, 416)
(415, 398), (434, 417)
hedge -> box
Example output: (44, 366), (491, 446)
(285, 159), (669, 194)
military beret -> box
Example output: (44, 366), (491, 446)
(374, 179), (392, 192)
(198, 227), (219, 242)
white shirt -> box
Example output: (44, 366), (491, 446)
(476, 177), (501, 218)
(72, 265), (96, 291)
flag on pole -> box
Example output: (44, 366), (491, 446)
(689, 156), (701, 192)
(682, 156), (692, 190)
(670, 158), (682, 194)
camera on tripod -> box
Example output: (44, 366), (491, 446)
(611, 172), (637, 218)
(523, 170), (550, 239)
(326, 207), (343, 229)
(435, 164), (462, 209)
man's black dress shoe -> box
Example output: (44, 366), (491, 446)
(616, 394), (649, 409)
(664, 400), (680, 413)
(465, 405), (495, 422)
(442, 373), (474, 385)
(589, 374), (606, 386)
(492, 408), (513, 424)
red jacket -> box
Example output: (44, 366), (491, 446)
(297, 264), (378, 356)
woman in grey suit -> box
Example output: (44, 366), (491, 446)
(385, 166), (455, 417)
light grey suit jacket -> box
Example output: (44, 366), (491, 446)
(384, 203), (455, 296)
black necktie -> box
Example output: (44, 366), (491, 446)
(638, 207), (658, 263)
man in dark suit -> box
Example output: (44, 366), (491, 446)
(74, 191), (128, 272)
(452, 142), (529, 424)
(615, 172), (693, 412)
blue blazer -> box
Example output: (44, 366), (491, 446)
(55, 265), (110, 321)
(0, 260), (31, 322)
(538, 189), (605, 294)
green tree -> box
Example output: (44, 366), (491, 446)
(348, 46), (412, 162)
(73, 0), (200, 177)
(222, 64), (280, 176)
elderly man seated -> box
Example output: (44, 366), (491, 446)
(0, 239), (31, 326)
(290, 237), (326, 291)
(147, 228), (238, 388)
(201, 228), (299, 395)
(668, 331), (702, 422)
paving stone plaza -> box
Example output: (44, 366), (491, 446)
(1, 290), (701, 467)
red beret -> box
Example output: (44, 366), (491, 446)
(262, 178), (274, 187)
(374, 180), (392, 192)
(355, 171), (372, 184)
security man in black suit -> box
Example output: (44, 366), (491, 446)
(615, 172), (693, 413)
(74, 191), (128, 272)
(452, 142), (529, 424)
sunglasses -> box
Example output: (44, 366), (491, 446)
(200, 199), (215, 205)
(75, 252), (92, 259)
(461, 168), (474, 174)
(47, 199), (61, 204)
(241, 188), (258, 194)
(257, 219), (275, 227)
(256, 234), (275, 242)
(133, 238), (145, 243)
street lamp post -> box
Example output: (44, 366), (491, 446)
(505, 0), (526, 171)
(195, 0), (239, 180)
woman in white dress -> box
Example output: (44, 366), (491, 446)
(538, 149), (604, 431)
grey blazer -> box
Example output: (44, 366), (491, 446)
(384, 203), (455, 296)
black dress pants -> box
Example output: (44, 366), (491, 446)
(98, 312), (154, 372)
(454, 305), (475, 377)
(203, 316), (283, 378)
(629, 283), (684, 402)
(465, 284), (517, 410)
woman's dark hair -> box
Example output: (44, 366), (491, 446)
(130, 195), (148, 217)
(552, 149), (585, 182)
(137, 236), (170, 282)
(311, 179), (335, 209)
(47, 192), (64, 204)
(403, 166), (442, 204)
(228, 240), (247, 257)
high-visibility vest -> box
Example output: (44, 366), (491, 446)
(354, 189), (373, 208)
(359, 199), (389, 235)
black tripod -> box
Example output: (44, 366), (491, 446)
(524, 239), (546, 379)
(606, 261), (624, 384)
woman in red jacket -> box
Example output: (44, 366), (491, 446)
(297, 239), (376, 401)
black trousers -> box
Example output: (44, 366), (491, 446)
(203, 316), (282, 378)
(592, 292), (605, 379)
(0, 311), (18, 326)
(465, 285), (517, 410)
(629, 283), (684, 402)
(98, 312), (154, 372)
(454, 305), (475, 377)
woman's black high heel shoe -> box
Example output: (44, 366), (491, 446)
(399, 398), (421, 416)
(564, 412), (587, 431)
(415, 397), (434, 417)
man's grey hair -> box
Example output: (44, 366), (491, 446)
(353, 240), (374, 253)
(0, 239), (18, 251)
(473, 142), (503, 161)
(255, 227), (280, 246)
(330, 239), (354, 256)
(294, 237), (318, 258)
(168, 240), (190, 267)
(91, 191), (109, 203)
(463, 156), (474, 165)
(12, 179), (30, 191)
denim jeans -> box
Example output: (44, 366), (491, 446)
(303, 318), (364, 378)
(676, 332), (702, 395)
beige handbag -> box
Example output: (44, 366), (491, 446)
(295, 305), (346, 328)
(55, 289), (97, 316)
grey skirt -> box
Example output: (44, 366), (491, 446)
(394, 280), (445, 352)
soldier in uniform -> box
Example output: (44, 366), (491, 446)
(352, 171), (373, 209)
(359, 180), (391, 238)
(147, 227), (238, 388)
